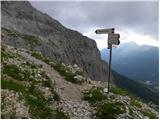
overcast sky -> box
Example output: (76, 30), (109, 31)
(30, 1), (159, 49)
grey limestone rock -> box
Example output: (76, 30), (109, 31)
(1, 1), (109, 82)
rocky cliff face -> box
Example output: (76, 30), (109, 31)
(1, 1), (109, 82)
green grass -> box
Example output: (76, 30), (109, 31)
(1, 49), (15, 63)
(42, 80), (52, 88)
(2, 79), (62, 118)
(31, 51), (44, 60)
(2, 63), (61, 118)
(31, 51), (51, 64)
(82, 87), (107, 103)
(111, 87), (142, 108)
(2, 27), (18, 37)
(26, 95), (55, 119)
(2, 27), (41, 48)
(128, 107), (134, 116)
(110, 87), (130, 96)
(95, 101), (125, 119)
(1, 79), (26, 93)
(42, 79), (60, 101)
(3, 64), (25, 81)
(130, 99), (142, 108)
(31, 51), (82, 84)
(2, 27), (12, 33)
(51, 64), (80, 83)
(3, 64), (34, 81)
(51, 89), (60, 101)
(22, 35), (41, 48)
(141, 109), (157, 119)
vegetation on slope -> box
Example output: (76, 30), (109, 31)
(82, 87), (107, 104)
(1, 46), (68, 119)
(82, 86), (158, 119)
(112, 70), (159, 105)
(31, 51), (84, 84)
(1, 44), (158, 119)
(95, 101), (125, 119)
(2, 27), (41, 49)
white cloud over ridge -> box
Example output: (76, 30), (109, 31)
(30, 1), (159, 49)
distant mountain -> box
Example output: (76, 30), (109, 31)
(112, 70), (159, 105)
(101, 42), (159, 93)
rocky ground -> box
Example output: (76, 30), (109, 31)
(1, 44), (159, 119)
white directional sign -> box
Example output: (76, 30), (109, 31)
(95, 28), (114, 34)
(95, 27), (120, 93)
(108, 33), (120, 45)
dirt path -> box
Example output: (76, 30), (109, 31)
(18, 51), (93, 101)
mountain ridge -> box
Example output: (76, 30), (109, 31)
(101, 42), (159, 92)
(2, 1), (110, 82)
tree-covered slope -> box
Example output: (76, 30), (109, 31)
(112, 70), (159, 105)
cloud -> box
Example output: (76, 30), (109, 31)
(30, 1), (158, 48)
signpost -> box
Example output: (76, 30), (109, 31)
(95, 28), (120, 93)
(108, 33), (120, 45)
(95, 28), (114, 34)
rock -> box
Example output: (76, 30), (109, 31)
(1, 89), (30, 118)
(74, 75), (84, 82)
(73, 64), (78, 68)
(2, 1), (109, 82)
(61, 63), (66, 67)
(58, 100), (93, 119)
(103, 88), (108, 93)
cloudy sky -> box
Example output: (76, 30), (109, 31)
(30, 1), (159, 50)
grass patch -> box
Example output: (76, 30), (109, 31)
(2, 27), (19, 37)
(51, 64), (79, 83)
(128, 107), (134, 116)
(42, 80), (52, 88)
(31, 51), (44, 60)
(42, 79), (60, 101)
(1, 50), (14, 60)
(95, 101), (125, 119)
(130, 99), (142, 108)
(2, 27), (41, 48)
(31, 51), (51, 64)
(2, 27), (12, 33)
(26, 95), (55, 119)
(51, 89), (60, 101)
(31, 51), (81, 84)
(3, 64), (34, 81)
(141, 109), (157, 119)
(1, 79), (26, 93)
(1, 46), (64, 118)
(2, 79), (61, 118)
(3, 64), (25, 81)
(110, 87), (130, 96)
(1, 48), (16, 63)
(22, 35), (41, 48)
(82, 87), (107, 103)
